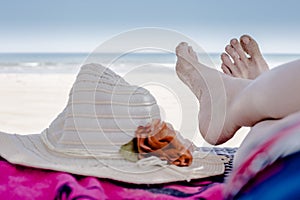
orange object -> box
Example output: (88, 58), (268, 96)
(135, 119), (193, 167)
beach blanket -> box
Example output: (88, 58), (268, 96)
(224, 115), (300, 199)
(0, 147), (235, 200)
(235, 151), (300, 199)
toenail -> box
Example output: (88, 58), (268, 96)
(180, 42), (188, 46)
(225, 45), (231, 50)
(231, 39), (238, 44)
(241, 37), (250, 44)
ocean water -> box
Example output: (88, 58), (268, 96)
(0, 52), (299, 74)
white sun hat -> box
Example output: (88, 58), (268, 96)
(0, 63), (227, 184)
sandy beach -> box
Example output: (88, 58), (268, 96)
(0, 73), (76, 135)
(0, 70), (248, 147)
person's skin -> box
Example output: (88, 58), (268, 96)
(233, 110), (300, 167)
(175, 42), (300, 145)
(220, 35), (269, 79)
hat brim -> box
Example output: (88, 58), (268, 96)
(0, 131), (225, 184)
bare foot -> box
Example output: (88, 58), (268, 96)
(221, 35), (269, 79)
(176, 42), (250, 145)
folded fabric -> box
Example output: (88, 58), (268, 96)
(224, 112), (300, 199)
(236, 151), (300, 199)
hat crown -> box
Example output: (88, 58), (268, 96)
(44, 64), (160, 155)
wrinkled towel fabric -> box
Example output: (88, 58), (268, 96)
(235, 151), (300, 199)
(224, 113), (300, 199)
(0, 147), (235, 200)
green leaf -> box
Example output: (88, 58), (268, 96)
(119, 138), (139, 162)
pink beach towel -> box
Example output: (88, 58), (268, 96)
(0, 157), (226, 200)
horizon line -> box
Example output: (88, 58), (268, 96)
(0, 52), (299, 55)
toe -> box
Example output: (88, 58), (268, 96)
(221, 52), (244, 77)
(221, 53), (241, 77)
(240, 35), (263, 57)
(180, 42), (188, 46)
(221, 53), (234, 68)
(176, 42), (189, 57)
(225, 45), (241, 64)
(188, 46), (198, 60)
(176, 42), (188, 50)
(221, 64), (232, 76)
(230, 38), (247, 62)
(188, 46), (193, 54)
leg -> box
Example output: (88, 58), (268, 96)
(231, 59), (300, 127)
(234, 109), (300, 168)
(221, 35), (269, 79)
(176, 42), (300, 145)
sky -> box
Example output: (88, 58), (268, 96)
(1, 0), (300, 53)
